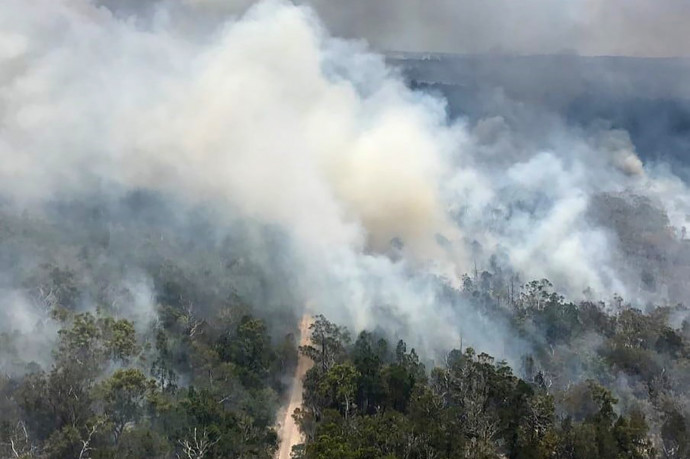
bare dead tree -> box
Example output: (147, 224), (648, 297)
(3, 421), (36, 458)
(184, 303), (204, 339)
(177, 428), (219, 459)
(78, 419), (104, 459)
(35, 286), (58, 313)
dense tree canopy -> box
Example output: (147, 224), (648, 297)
(0, 288), (295, 458)
(293, 314), (662, 459)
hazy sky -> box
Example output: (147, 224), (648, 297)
(308, 0), (690, 56)
(118, 0), (690, 57)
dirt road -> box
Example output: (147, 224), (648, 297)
(275, 315), (313, 459)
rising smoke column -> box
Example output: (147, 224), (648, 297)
(2, 0), (690, 362)
(0, 0), (475, 357)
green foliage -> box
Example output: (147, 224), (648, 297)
(295, 316), (658, 459)
(5, 298), (287, 458)
(96, 369), (155, 438)
(299, 315), (351, 374)
(112, 428), (170, 458)
(104, 319), (139, 363)
(318, 363), (359, 418)
(2, 221), (686, 459)
(217, 315), (276, 386)
(43, 424), (83, 459)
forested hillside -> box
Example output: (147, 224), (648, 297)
(2, 198), (689, 457)
(1, 308), (293, 458)
(0, 199), (299, 458)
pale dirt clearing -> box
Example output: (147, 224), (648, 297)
(275, 315), (314, 459)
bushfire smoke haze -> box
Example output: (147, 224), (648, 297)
(98, 0), (690, 56)
(2, 0), (690, 363)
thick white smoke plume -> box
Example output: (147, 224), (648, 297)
(1, 0), (690, 360)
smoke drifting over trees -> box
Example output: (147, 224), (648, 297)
(4, 0), (690, 352)
(2, 0), (690, 457)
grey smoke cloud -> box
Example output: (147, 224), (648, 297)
(2, 0), (690, 366)
(0, 289), (59, 374)
(308, 0), (690, 57)
(98, 0), (690, 56)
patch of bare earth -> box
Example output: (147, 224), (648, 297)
(275, 315), (313, 459)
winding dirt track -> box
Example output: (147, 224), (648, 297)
(275, 315), (313, 459)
